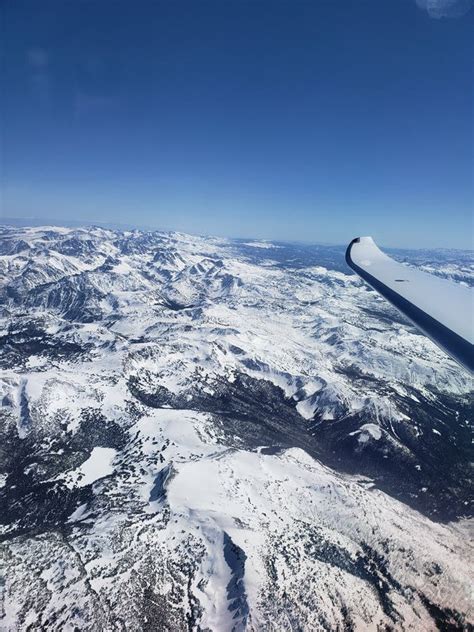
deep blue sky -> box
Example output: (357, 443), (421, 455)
(2, 0), (473, 248)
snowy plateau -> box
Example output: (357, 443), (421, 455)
(0, 225), (472, 631)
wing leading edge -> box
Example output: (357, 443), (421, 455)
(346, 237), (473, 373)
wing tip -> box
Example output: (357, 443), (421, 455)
(346, 236), (378, 270)
(345, 237), (361, 270)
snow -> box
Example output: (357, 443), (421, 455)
(25, 355), (47, 369)
(349, 423), (382, 442)
(241, 241), (281, 249)
(111, 260), (133, 274)
(66, 503), (91, 523)
(63, 447), (117, 488)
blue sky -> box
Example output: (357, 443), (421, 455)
(2, 0), (473, 248)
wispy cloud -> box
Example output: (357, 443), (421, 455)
(415, 0), (472, 18)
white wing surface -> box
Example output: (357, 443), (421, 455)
(346, 237), (473, 373)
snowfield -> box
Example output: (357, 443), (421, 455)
(0, 225), (472, 630)
(61, 447), (117, 489)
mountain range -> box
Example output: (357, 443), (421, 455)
(0, 225), (472, 631)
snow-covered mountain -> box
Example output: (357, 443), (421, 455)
(0, 225), (472, 630)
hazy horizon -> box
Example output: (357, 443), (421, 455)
(3, 215), (474, 253)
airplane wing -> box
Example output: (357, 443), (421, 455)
(345, 237), (473, 373)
